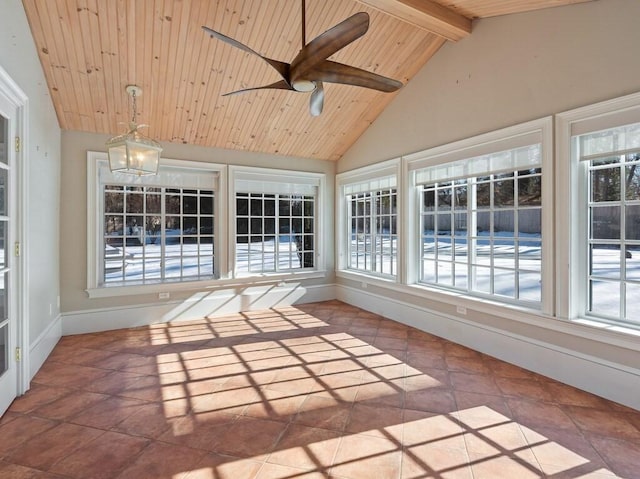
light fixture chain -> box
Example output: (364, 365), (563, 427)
(131, 89), (137, 124)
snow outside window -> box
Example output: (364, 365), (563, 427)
(88, 154), (222, 292)
(103, 185), (215, 284)
(347, 188), (398, 277)
(578, 123), (640, 325)
(418, 161), (542, 303)
(231, 167), (323, 276)
(337, 160), (400, 281)
(406, 118), (552, 310)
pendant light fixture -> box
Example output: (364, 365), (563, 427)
(106, 85), (162, 176)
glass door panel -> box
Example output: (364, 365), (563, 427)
(0, 98), (16, 416)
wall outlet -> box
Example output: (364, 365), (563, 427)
(456, 305), (467, 315)
(159, 292), (170, 299)
(49, 303), (53, 315)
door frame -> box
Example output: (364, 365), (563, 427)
(0, 65), (29, 395)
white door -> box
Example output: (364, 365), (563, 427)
(0, 91), (17, 416)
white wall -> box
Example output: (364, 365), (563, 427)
(336, 0), (640, 408)
(0, 0), (62, 375)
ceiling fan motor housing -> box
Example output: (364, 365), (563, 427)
(292, 79), (317, 92)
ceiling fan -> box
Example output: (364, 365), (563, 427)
(202, 0), (403, 116)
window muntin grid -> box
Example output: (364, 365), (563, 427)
(586, 152), (640, 324)
(420, 168), (542, 304)
(235, 193), (315, 274)
(347, 188), (397, 277)
(103, 185), (215, 284)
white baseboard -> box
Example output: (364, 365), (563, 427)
(57, 280), (638, 410)
(337, 285), (640, 411)
(29, 313), (62, 381)
(62, 283), (336, 335)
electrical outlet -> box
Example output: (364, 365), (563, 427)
(456, 305), (467, 315)
(49, 303), (53, 315)
(159, 292), (170, 299)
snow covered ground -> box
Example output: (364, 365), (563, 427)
(104, 234), (638, 323)
(105, 237), (305, 282)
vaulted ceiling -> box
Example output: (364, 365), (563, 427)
(22, 0), (592, 161)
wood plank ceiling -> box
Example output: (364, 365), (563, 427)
(22, 0), (592, 161)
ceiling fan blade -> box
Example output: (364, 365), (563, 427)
(309, 81), (324, 116)
(222, 80), (293, 97)
(202, 26), (291, 82)
(290, 12), (369, 83)
(308, 60), (403, 92)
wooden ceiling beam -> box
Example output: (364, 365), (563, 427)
(354, 0), (472, 41)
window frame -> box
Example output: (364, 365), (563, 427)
(229, 165), (326, 280)
(557, 92), (640, 328)
(336, 158), (402, 283)
(346, 188), (398, 277)
(86, 152), (227, 298)
(234, 191), (316, 275)
(404, 117), (554, 314)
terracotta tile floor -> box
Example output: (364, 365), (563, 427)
(1, 300), (639, 478)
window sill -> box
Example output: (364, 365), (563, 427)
(337, 274), (640, 351)
(86, 270), (328, 299)
(401, 283), (640, 350)
(572, 317), (640, 338)
(336, 269), (399, 286)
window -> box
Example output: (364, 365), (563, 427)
(419, 162), (542, 301)
(87, 154), (222, 294)
(577, 123), (640, 324)
(337, 160), (399, 280)
(103, 185), (215, 283)
(231, 167), (323, 276)
(557, 93), (640, 329)
(347, 189), (397, 276)
(235, 193), (315, 273)
(406, 118), (552, 309)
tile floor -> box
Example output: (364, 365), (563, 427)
(1, 300), (639, 479)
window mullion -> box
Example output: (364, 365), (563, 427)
(160, 188), (166, 281)
(180, 190), (185, 280)
(489, 177), (495, 295)
(619, 161), (627, 319)
(196, 190), (200, 277)
(514, 173), (520, 299)
(275, 194), (280, 273)
(371, 193), (378, 273)
(468, 178), (476, 293)
(141, 188), (146, 280)
(122, 190), (128, 281)
(347, 195), (353, 269)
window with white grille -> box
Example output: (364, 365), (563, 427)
(232, 167), (323, 276)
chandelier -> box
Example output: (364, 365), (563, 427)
(106, 85), (162, 176)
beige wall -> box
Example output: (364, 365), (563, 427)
(339, 0), (640, 171)
(333, 0), (640, 406)
(60, 130), (336, 314)
(0, 0), (61, 345)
